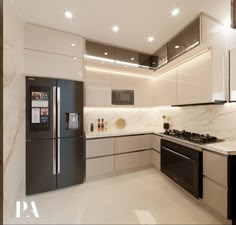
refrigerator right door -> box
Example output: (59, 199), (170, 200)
(57, 79), (84, 138)
(56, 79), (85, 188)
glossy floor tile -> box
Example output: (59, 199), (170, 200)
(8, 169), (223, 224)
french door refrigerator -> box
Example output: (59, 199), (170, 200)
(26, 77), (85, 195)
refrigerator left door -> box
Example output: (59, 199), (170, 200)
(26, 139), (57, 195)
(26, 77), (57, 140)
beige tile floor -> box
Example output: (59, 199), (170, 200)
(9, 168), (224, 224)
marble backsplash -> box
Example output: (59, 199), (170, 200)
(85, 103), (236, 141)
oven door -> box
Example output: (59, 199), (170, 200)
(161, 140), (202, 198)
(112, 90), (134, 105)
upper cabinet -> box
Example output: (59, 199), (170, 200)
(176, 50), (212, 105)
(167, 18), (200, 62)
(24, 24), (85, 58)
(155, 68), (177, 106)
(153, 45), (168, 69)
(24, 24), (85, 81)
(230, 47), (236, 102)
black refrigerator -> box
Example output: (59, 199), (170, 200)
(26, 77), (85, 195)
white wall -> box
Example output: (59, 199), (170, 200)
(3, 0), (25, 222)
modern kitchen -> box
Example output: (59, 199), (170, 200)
(3, 0), (236, 224)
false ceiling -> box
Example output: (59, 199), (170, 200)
(11, 0), (230, 54)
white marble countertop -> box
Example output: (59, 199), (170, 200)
(85, 129), (236, 156)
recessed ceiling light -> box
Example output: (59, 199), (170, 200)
(131, 57), (135, 61)
(147, 36), (154, 42)
(65, 11), (73, 19)
(124, 65), (127, 68)
(175, 45), (180, 49)
(71, 43), (76, 47)
(172, 8), (180, 16)
(101, 61), (104, 64)
(73, 57), (77, 60)
(112, 25), (120, 32)
(104, 52), (108, 56)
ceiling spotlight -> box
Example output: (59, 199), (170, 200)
(112, 25), (120, 32)
(101, 62), (104, 64)
(71, 43), (76, 47)
(175, 45), (180, 49)
(172, 8), (180, 16)
(148, 36), (154, 42)
(124, 65), (127, 68)
(104, 52), (108, 56)
(131, 57), (135, 61)
(73, 57), (77, 60)
(65, 11), (73, 19)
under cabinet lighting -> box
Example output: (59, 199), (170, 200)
(85, 66), (154, 79)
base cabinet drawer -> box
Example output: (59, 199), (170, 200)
(152, 150), (160, 170)
(152, 135), (161, 152)
(140, 135), (152, 150)
(203, 150), (227, 187)
(203, 177), (228, 218)
(86, 156), (114, 178)
(115, 152), (139, 171)
(86, 138), (114, 158)
(115, 136), (140, 154)
(140, 150), (152, 167)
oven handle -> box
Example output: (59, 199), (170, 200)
(162, 146), (194, 161)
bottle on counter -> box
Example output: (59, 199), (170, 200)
(101, 119), (104, 131)
(90, 123), (94, 132)
(97, 118), (101, 131)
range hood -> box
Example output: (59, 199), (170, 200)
(232, 0), (236, 29)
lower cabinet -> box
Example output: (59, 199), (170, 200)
(86, 156), (114, 178)
(152, 150), (160, 170)
(115, 152), (140, 171)
(203, 177), (228, 218)
(140, 150), (153, 167)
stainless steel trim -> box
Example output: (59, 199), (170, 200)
(57, 87), (61, 137)
(53, 87), (57, 138)
(57, 139), (61, 174)
(53, 139), (57, 175)
(162, 146), (193, 161)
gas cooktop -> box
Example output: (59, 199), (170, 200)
(163, 129), (223, 144)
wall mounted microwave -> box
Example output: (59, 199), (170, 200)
(112, 90), (134, 105)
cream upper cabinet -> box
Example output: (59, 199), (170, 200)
(134, 77), (154, 107)
(24, 49), (84, 81)
(25, 23), (85, 58)
(230, 47), (236, 101)
(85, 70), (112, 106)
(176, 50), (212, 105)
(156, 68), (177, 106)
(111, 75), (134, 90)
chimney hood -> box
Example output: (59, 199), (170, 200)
(231, 0), (236, 28)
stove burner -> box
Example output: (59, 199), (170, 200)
(164, 129), (218, 144)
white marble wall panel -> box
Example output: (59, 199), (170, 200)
(3, 0), (25, 222)
(85, 103), (236, 141)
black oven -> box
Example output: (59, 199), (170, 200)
(112, 90), (134, 105)
(161, 139), (202, 198)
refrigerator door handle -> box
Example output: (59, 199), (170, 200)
(53, 139), (57, 175)
(57, 87), (61, 138)
(57, 139), (61, 174)
(53, 87), (57, 138)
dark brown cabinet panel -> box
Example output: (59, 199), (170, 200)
(167, 17), (200, 61)
(153, 44), (168, 69)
